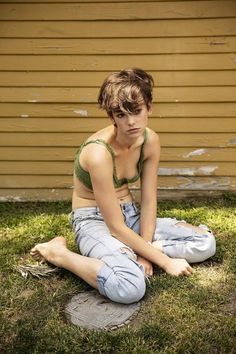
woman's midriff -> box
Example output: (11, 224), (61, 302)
(72, 186), (133, 209)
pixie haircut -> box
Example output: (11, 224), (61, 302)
(98, 68), (154, 117)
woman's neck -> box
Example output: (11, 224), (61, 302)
(114, 129), (137, 149)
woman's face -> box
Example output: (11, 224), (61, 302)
(111, 103), (151, 138)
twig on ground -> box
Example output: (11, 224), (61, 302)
(14, 261), (59, 279)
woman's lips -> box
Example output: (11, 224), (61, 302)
(127, 128), (140, 133)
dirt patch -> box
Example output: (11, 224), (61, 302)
(16, 289), (35, 300)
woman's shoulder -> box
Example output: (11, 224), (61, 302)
(79, 128), (114, 168)
(141, 128), (161, 161)
(145, 128), (160, 146)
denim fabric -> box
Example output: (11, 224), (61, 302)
(70, 202), (216, 303)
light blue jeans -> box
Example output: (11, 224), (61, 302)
(71, 202), (216, 304)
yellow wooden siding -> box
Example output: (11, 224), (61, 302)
(1, 2), (235, 20)
(1, 37), (236, 55)
(1, 72), (236, 87)
(1, 18), (235, 37)
(0, 0), (235, 201)
(1, 87), (236, 102)
(1, 54), (235, 71)
(1, 103), (236, 117)
(0, 117), (235, 132)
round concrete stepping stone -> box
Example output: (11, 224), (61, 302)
(65, 290), (140, 330)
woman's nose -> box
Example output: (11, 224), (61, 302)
(127, 115), (135, 125)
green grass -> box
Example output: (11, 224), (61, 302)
(0, 195), (235, 354)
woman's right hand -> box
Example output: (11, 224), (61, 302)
(164, 258), (193, 276)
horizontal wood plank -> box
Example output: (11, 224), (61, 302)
(1, 37), (236, 55)
(161, 147), (236, 162)
(0, 71), (236, 87)
(0, 161), (236, 176)
(1, 2), (235, 20)
(0, 161), (234, 176)
(131, 175), (236, 191)
(0, 117), (235, 133)
(0, 132), (235, 148)
(1, 102), (236, 118)
(0, 0), (218, 3)
(1, 54), (235, 71)
(0, 175), (235, 190)
(158, 162), (236, 176)
(1, 147), (235, 162)
(0, 188), (70, 202)
(0, 175), (73, 188)
(1, 19), (235, 38)
(0, 188), (230, 202)
(0, 86), (235, 103)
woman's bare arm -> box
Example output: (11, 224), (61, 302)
(136, 130), (160, 275)
(140, 130), (160, 242)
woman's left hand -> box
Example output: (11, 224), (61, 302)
(137, 256), (153, 278)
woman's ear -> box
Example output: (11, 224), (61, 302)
(147, 104), (153, 115)
(109, 114), (117, 127)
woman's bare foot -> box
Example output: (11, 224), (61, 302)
(30, 236), (67, 267)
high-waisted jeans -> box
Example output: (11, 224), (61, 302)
(71, 202), (216, 304)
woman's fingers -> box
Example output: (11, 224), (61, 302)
(188, 265), (194, 273)
(165, 258), (194, 276)
(181, 265), (193, 276)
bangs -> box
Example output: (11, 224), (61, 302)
(108, 85), (145, 116)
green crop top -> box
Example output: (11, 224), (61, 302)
(74, 129), (148, 190)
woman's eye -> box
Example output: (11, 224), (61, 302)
(134, 109), (141, 115)
(117, 113), (125, 118)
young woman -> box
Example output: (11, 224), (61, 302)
(31, 68), (216, 304)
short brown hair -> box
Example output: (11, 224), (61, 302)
(98, 68), (154, 117)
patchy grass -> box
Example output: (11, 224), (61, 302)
(0, 195), (235, 354)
